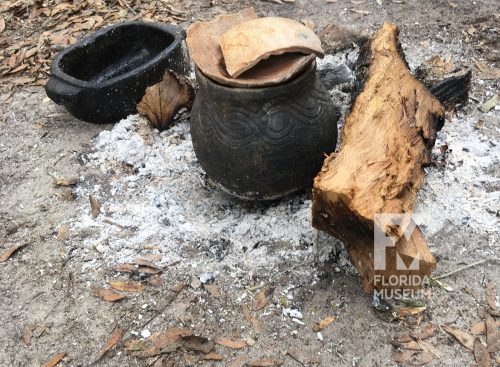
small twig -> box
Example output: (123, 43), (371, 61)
(432, 258), (500, 280)
(120, 0), (137, 15)
(248, 263), (304, 292)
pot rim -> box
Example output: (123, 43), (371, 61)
(49, 21), (184, 89)
(195, 59), (317, 94)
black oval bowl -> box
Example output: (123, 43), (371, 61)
(45, 21), (188, 124)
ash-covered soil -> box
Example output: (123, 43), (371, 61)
(0, 1), (499, 366)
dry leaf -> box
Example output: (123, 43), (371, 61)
(92, 287), (127, 302)
(487, 333), (500, 353)
(249, 358), (283, 366)
(41, 352), (66, 367)
(411, 350), (434, 365)
(124, 328), (192, 358)
(204, 353), (224, 361)
(411, 324), (438, 340)
(147, 275), (162, 287)
(22, 325), (32, 346)
(0, 17), (5, 33)
(53, 177), (78, 186)
(137, 70), (193, 131)
(115, 263), (160, 275)
(98, 328), (124, 360)
(447, 0), (458, 8)
(242, 304), (252, 322)
(108, 280), (145, 292)
(204, 283), (221, 298)
(56, 224), (69, 240)
(487, 282), (497, 310)
(89, 195), (101, 218)
(229, 355), (248, 367)
(398, 306), (426, 318)
(442, 325), (474, 350)
(0, 243), (27, 262)
(215, 338), (247, 349)
(168, 282), (186, 293)
(312, 316), (335, 332)
(485, 313), (497, 345)
(182, 335), (215, 353)
(254, 287), (274, 311)
(473, 338), (491, 367)
(392, 350), (415, 364)
(33, 324), (49, 338)
(251, 316), (262, 333)
(471, 321), (486, 335)
(400, 341), (422, 351)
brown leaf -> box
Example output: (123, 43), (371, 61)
(108, 280), (145, 292)
(442, 325), (474, 350)
(204, 283), (221, 299)
(487, 282), (497, 310)
(215, 338), (247, 349)
(168, 282), (186, 293)
(0, 17), (5, 33)
(249, 358), (283, 366)
(411, 351), (435, 365)
(89, 195), (101, 218)
(41, 352), (66, 367)
(22, 325), (32, 346)
(115, 263), (160, 275)
(242, 304), (252, 322)
(92, 287), (127, 302)
(485, 313), (496, 344)
(53, 177), (78, 186)
(487, 333), (500, 353)
(137, 70), (193, 131)
(398, 306), (426, 318)
(473, 338), (491, 367)
(251, 315), (262, 333)
(98, 328), (124, 360)
(471, 321), (486, 335)
(410, 324), (438, 340)
(0, 243), (27, 262)
(56, 224), (69, 240)
(254, 287), (274, 311)
(182, 335), (214, 353)
(400, 341), (423, 351)
(392, 350), (415, 364)
(147, 275), (162, 287)
(204, 353), (224, 361)
(124, 328), (192, 358)
(312, 316), (335, 332)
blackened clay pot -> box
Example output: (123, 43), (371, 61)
(45, 22), (188, 124)
(190, 61), (338, 200)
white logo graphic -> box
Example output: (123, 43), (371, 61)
(374, 213), (419, 271)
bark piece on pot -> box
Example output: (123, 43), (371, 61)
(137, 69), (194, 131)
(219, 17), (325, 78)
(186, 8), (314, 88)
(312, 23), (445, 293)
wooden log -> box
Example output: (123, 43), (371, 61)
(312, 23), (445, 293)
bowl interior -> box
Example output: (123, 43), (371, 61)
(59, 23), (175, 83)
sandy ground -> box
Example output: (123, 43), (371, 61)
(0, 0), (499, 366)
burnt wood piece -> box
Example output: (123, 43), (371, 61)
(428, 69), (472, 107)
(312, 23), (445, 293)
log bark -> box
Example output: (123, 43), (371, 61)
(312, 23), (445, 293)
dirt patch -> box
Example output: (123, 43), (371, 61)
(1, 1), (499, 366)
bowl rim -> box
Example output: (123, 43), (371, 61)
(49, 21), (184, 89)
